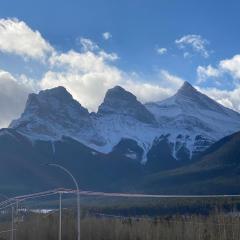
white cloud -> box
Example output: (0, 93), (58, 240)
(158, 70), (184, 89)
(102, 32), (112, 40)
(175, 34), (209, 58)
(79, 37), (99, 52)
(0, 18), (53, 60)
(40, 70), (122, 111)
(123, 81), (175, 103)
(195, 55), (240, 111)
(219, 54), (240, 79)
(156, 47), (167, 55)
(40, 69), (179, 111)
(49, 50), (118, 73)
(198, 86), (240, 112)
(197, 65), (221, 83)
(43, 47), (176, 111)
(98, 51), (119, 61)
(196, 54), (240, 84)
(43, 47), (123, 111)
(0, 70), (32, 127)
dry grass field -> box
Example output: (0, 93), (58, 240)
(0, 210), (239, 240)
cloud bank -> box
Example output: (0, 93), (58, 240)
(0, 70), (31, 127)
(0, 18), (53, 60)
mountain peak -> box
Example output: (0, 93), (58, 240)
(171, 81), (228, 111)
(25, 86), (87, 110)
(34, 86), (73, 102)
(98, 86), (156, 124)
(104, 85), (137, 102)
(182, 81), (193, 88)
(98, 86), (136, 111)
(21, 86), (75, 113)
(176, 81), (198, 96)
(110, 85), (127, 92)
(9, 86), (90, 135)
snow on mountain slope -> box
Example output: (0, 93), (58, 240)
(9, 82), (240, 164)
(9, 86), (105, 146)
(145, 82), (240, 159)
(146, 82), (240, 135)
(91, 86), (158, 155)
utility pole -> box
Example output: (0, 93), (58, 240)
(15, 200), (19, 240)
(59, 192), (62, 240)
(11, 206), (14, 240)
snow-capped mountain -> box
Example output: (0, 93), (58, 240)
(92, 86), (158, 155)
(98, 86), (156, 124)
(145, 82), (240, 160)
(9, 86), (104, 145)
(9, 82), (240, 164)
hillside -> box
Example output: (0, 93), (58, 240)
(141, 131), (240, 194)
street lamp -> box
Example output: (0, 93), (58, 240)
(47, 163), (80, 240)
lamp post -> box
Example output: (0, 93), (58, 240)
(47, 164), (80, 240)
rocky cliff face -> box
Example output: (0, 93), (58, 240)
(98, 85), (156, 124)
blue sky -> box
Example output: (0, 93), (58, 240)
(0, 0), (239, 80)
(0, 0), (240, 126)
